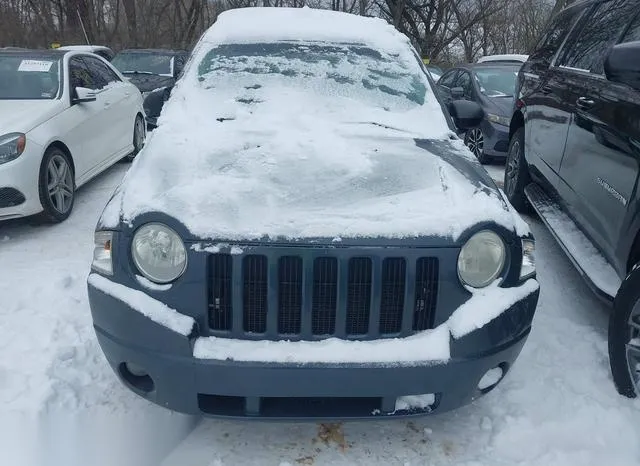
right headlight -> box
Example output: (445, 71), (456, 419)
(0, 133), (26, 165)
(131, 223), (187, 284)
(458, 230), (506, 288)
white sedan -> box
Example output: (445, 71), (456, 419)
(0, 49), (145, 223)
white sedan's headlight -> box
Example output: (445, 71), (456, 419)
(458, 230), (506, 288)
(0, 132), (26, 165)
(132, 223), (187, 284)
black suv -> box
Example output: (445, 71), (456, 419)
(505, 0), (640, 398)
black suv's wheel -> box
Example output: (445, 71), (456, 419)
(125, 115), (145, 162)
(464, 128), (492, 164)
(504, 127), (530, 212)
(609, 265), (640, 398)
(37, 147), (75, 223)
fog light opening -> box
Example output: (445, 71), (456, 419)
(478, 364), (507, 393)
(394, 393), (438, 413)
(119, 362), (155, 393)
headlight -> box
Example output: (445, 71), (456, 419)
(92, 231), (114, 275)
(132, 223), (187, 283)
(458, 230), (506, 288)
(487, 114), (510, 127)
(520, 238), (536, 280)
(0, 133), (26, 165)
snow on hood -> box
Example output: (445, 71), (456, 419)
(0, 100), (63, 134)
(101, 9), (528, 241)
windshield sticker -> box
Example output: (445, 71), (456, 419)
(18, 60), (53, 72)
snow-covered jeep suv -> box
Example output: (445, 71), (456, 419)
(87, 7), (539, 418)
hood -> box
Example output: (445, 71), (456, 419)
(0, 100), (63, 134)
(100, 83), (528, 241)
(124, 74), (175, 93)
(482, 95), (514, 117)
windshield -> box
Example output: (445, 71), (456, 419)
(473, 66), (519, 97)
(0, 55), (61, 100)
(112, 52), (173, 76)
(197, 42), (429, 111)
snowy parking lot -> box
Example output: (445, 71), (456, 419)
(1, 162), (639, 466)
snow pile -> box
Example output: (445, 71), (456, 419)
(394, 394), (436, 411)
(194, 325), (450, 364)
(448, 279), (539, 339)
(198, 7), (415, 60)
(88, 274), (193, 336)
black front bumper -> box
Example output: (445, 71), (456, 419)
(89, 283), (539, 420)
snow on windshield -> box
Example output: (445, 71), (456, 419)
(197, 42), (428, 112)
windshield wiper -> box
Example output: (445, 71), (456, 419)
(123, 70), (154, 75)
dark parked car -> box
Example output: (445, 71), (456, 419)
(437, 63), (520, 164)
(505, 0), (640, 399)
(87, 7), (539, 419)
(111, 48), (189, 128)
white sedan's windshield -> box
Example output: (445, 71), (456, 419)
(0, 54), (61, 100)
(197, 42), (429, 111)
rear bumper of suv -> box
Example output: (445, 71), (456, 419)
(88, 279), (539, 420)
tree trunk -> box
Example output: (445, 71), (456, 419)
(122, 0), (137, 47)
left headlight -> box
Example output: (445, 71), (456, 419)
(0, 133), (26, 165)
(487, 113), (510, 127)
(458, 230), (506, 288)
(131, 223), (187, 284)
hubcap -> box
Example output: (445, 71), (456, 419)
(627, 303), (640, 394)
(46, 155), (73, 214)
(134, 118), (145, 150)
(466, 128), (484, 158)
(505, 140), (520, 197)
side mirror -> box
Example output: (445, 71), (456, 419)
(73, 87), (96, 104)
(448, 100), (484, 131)
(605, 41), (640, 91)
(451, 86), (465, 99)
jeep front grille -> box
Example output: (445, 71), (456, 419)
(208, 251), (439, 340)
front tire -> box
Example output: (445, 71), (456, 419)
(37, 147), (75, 223)
(464, 128), (492, 164)
(504, 127), (530, 212)
(609, 265), (640, 398)
(125, 115), (145, 162)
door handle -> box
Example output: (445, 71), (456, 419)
(104, 101), (111, 108)
(576, 97), (595, 110)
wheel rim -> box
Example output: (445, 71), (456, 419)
(466, 128), (484, 159)
(505, 140), (520, 198)
(46, 154), (73, 214)
(626, 302), (640, 394)
(134, 117), (145, 151)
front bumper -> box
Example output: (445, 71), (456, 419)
(481, 120), (510, 157)
(88, 280), (539, 420)
(0, 139), (45, 221)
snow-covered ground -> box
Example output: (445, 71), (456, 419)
(1, 163), (639, 466)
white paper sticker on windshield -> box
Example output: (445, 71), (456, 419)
(18, 60), (53, 72)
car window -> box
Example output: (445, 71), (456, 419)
(557, 0), (638, 74)
(82, 56), (119, 89)
(621, 12), (640, 43)
(85, 56), (120, 83)
(0, 54), (61, 100)
(453, 71), (473, 97)
(474, 66), (519, 97)
(531, 7), (582, 64)
(438, 70), (458, 87)
(69, 57), (96, 90)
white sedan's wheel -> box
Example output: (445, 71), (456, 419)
(126, 115), (145, 162)
(38, 147), (75, 223)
